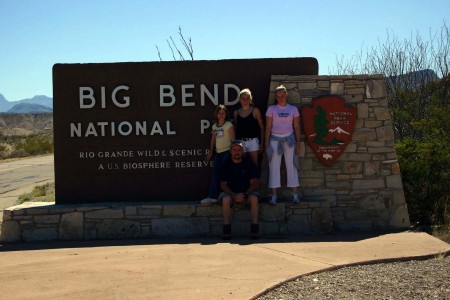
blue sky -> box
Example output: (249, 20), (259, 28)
(1, 0), (448, 101)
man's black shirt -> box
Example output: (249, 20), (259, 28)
(220, 157), (260, 193)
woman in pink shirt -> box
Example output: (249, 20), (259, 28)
(265, 85), (302, 205)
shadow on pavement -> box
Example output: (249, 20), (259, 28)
(0, 231), (395, 252)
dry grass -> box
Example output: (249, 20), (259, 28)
(18, 183), (55, 204)
(432, 225), (450, 244)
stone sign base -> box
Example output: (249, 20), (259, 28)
(1, 201), (333, 243)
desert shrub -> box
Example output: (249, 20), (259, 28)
(14, 134), (53, 157)
(18, 183), (55, 204)
(33, 183), (50, 197)
(9, 148), (27, 158)
(397, 138), (449, 225)
(0, 143), (7, 159)
(395, 77), (449, 226)
(0, 131), (54, 159)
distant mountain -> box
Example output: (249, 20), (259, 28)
(7, 103), (53, 114)
(19, 95), (53, 108)
(0, 93), (53, 113)
(388, 69), (439, 90)
(0, 93), (14, 112)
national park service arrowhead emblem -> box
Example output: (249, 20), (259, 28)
(302, 96), (356, 167)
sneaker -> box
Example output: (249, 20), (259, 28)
(269, 195), (277, 206)
(250, 223), (259, 239)
(292, 193), (303, 204)
(222, 224), (231, 240)
(200, 197), (214, 205)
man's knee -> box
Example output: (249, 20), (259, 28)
(248, 194), (259, 206)
(220, 193), (232, 206)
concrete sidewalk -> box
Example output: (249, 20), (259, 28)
(0, 232), (449, 299)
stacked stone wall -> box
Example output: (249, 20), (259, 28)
(263, 75), (410, 231)
(1, 201), (332, 242)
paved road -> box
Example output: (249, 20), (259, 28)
(0, 155), (54, 211)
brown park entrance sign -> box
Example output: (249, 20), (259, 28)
(302, 96), (356, 167)
(53, 58), (318, 204)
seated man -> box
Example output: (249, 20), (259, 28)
(219, 140), (260, 239)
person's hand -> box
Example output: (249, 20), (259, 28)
(295, 143), (301, 155)
(259, 144), (264, 153)
(205, 153), (212, 162)
(234, 193), (245, 204)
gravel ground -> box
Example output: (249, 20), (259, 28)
(256, 256), (450, 300)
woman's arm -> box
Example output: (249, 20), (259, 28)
(228, 124), (236, 142)
(233, 109), (238, 129)
(205, 131), (216, 162)
(254, 108), (265, 150)
(293, 116), (301, 154)
(265, 116), (273, 149)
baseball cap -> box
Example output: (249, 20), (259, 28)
(230, 140), (243, 148)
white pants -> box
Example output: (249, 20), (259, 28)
(268, 138), (299, 188)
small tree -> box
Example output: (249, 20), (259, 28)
(332, 23), (448, 140)
(156, 26), (194, 61)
